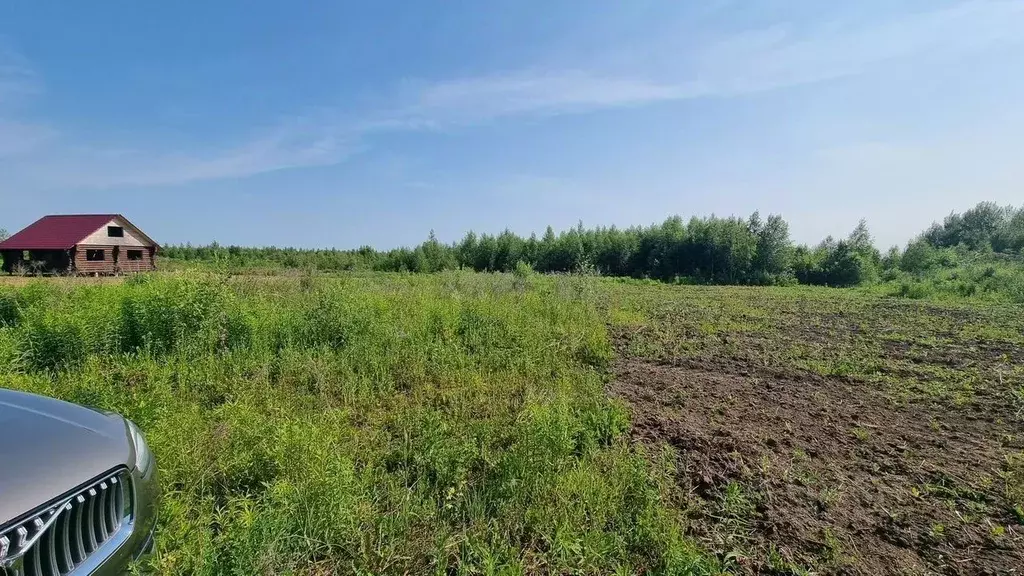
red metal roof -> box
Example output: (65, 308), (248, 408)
(0, 214), (121, 250)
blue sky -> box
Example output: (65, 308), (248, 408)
(1, 1), (1023, 249)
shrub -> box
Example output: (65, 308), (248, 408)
(0, 290), (19, 327)
(892, 281), (933, 300)
(19, 314), (87, 372)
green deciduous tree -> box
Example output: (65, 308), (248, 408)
(923, 202), (1019, 252)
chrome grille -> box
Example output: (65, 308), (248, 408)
(0, 470), (132, 576)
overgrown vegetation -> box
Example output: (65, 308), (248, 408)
(0, 272), (718, 575)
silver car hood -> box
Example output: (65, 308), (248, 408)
(0, 389), (132, 526)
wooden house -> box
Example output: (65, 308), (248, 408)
(0, 214), (158, 274)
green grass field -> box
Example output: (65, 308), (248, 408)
(1, 271), (1021, 574)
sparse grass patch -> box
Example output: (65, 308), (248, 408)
(1005, 452), (1024, 523)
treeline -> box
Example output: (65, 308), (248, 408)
(160, 202), (1024, 289)
(163, 212), (876, 286)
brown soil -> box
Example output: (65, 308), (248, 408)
(611, 353), (1024, 575)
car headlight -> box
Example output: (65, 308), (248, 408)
(127, 419), (154, 472)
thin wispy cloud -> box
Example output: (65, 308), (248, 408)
(0, 42), (358, 186)
(387, 0), (1024, 122)
(0, 44), (38, 105)
(0, 44), (52, 160)
(6, 121), (359, 189)
(394, 72), (692, 125)
(346, 0), (1024, 140)
(3, 0), (1023, 190)
(0, 119), (55, 157)
(691, 0), (1024, 95)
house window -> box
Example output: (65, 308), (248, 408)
(127, 250), (144, 261)
(22, 250), (30, 261)
(107, 226), (124, 238)
(86, 249), (105, 261)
